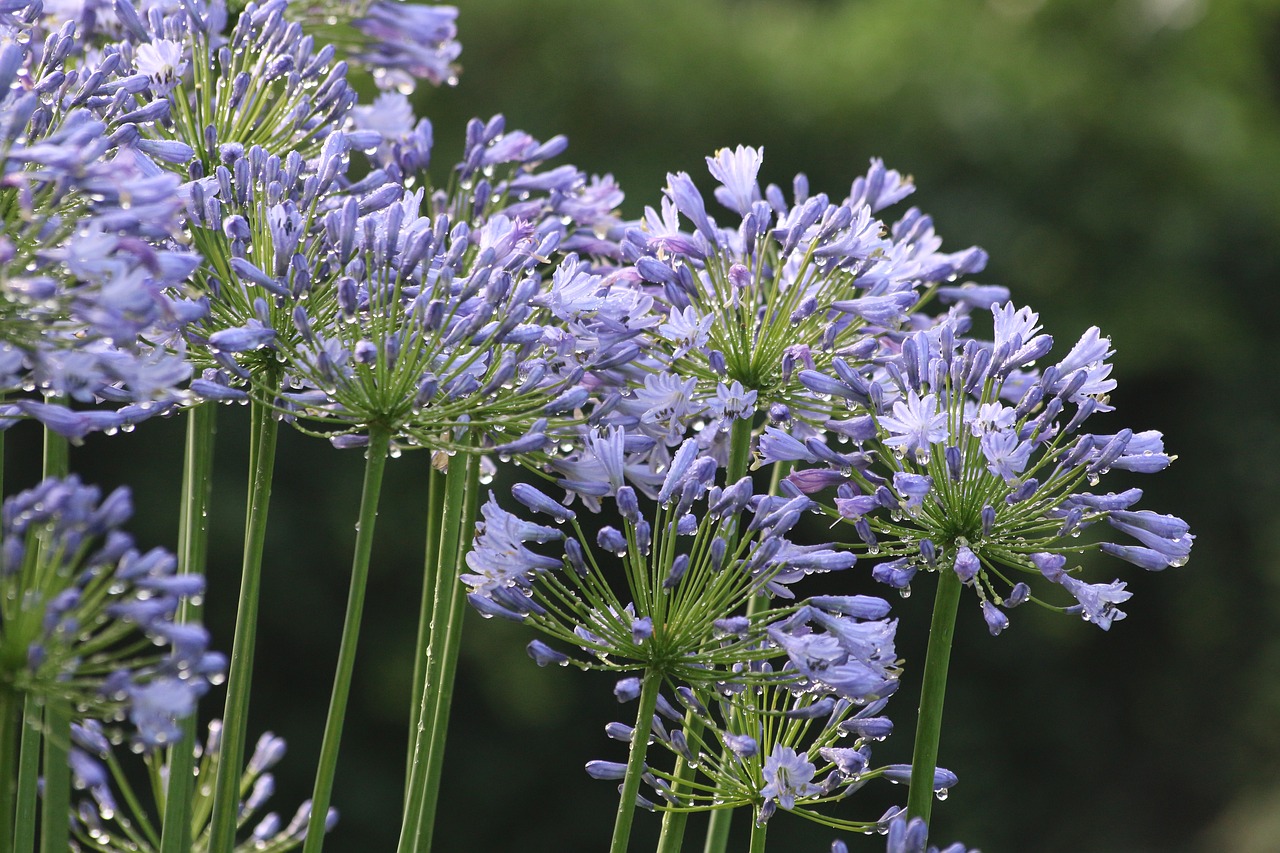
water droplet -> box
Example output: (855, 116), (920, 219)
(936, 787), (949, 801)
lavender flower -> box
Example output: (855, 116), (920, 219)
(760, 745), (822, 813)
(799, 303), (1190, 630)
(463, 433), (872, 682)
(601, 149), (989, 463)
(0, 477), (222, 746)
(1, 17), (204, 435)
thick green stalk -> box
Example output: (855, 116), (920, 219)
(726, 416), (754, 486)
(301, 428), (392, 853)
(12, 694), (40, 853)
(159, 404), (217, 853)
(659, 417), (756, 853)
(42, 426), (67, 479)
(703, 809), (733, 853)
(39, 426), (68, 853)
(207, 401), (279, 853)
(0, 686), (18, 849)
(39, 700), (69, 853)
(906, 567), (964, 825)
(398, 444), (480, 853)
(609, 669), (662, 853)
(747, 817), (768, 853)
(698, 417), (757, 853)
(405, 463), (446, 785)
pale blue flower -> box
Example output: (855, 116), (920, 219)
(878, 391), (947, 461)
(760, 744), (821, 813)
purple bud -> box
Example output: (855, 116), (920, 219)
(785, 468), (847, 495)
(981, 505), (996, 536)
(882, 764), (958, 791)
(981, 600), (1010, 636)
(585, 760), (630, 780)
(1005, 583), (1031, 607)
(838, 717), (893, 740)
(724, 733), (758, 758)
(596, 526), (626, 555)
(808, 595), (889, 619)
(527, 640), (569, 667)
(614, 677), (642, 703)
(953, 545), (980, 583)
(663, 554), (690, 589)
(871, 558), (916, 589)
(606, 722), (634, 742)
(511, 483), (575, 522)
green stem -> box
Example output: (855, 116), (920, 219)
(13, 694), (40, 853)
(704, 808), (733, 853)
(301, 428), (392, 853)
(659, 417), (756, 853)
(42, 427), (67, 479)
(747, 816), (768, 853)
(0, 686), (19, 849)
(654, 714), (701, 853)
(698, 417), (757, 853)
(609, 668), (662, 853)
(39, 699), (69, 853)
(905, 567), (964, 825)
(39, 426), (69, 853)
(398, 443), (481, 853)
(160, 404), (217, 853)
(405, 463), (445, 787)
(207, 401), (279, 853)
(726, 416), (754, 486)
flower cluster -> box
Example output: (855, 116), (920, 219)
(593, 148), (993, 461)
(0, 15), (205, 439)
(786, 304), (1190, 633)
(0, 477), (222, 746)
(0, 0), (1193, 848)
(465, 433), (881, 679)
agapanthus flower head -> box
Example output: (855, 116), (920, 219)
(0, 477), (223, 746)
(602, 149), (991, 457)
(108, 0), (356, 165)
(620, 672), (909, 830)
(463, 433), (880, 682)
(794, 303), (1190, 631)
(1, 20), (205, 436)
(70, 719), (337, 852)
(272, 187), (630, 456)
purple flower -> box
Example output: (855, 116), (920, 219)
(0, 477), (219, 746)
(803, 304), (1188, 636)
(879, 391), (947, 461)
(760, 745), (822, 813)
(706, 145), (764, 215)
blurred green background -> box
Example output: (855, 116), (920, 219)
(10, 0), (1280, 850)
